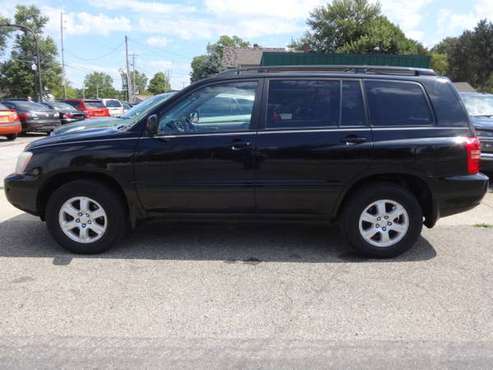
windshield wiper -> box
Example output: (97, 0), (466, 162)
(474, 114), (493, 118)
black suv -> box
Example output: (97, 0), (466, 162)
(4, 66), (489, 258)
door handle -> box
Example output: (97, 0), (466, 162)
(231, 141), (252, 151)
(341, 135), (368, 145)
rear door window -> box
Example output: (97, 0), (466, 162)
(85, 100), (105, 108)
(365, 80), (433, 126)
(266, 80), (340, 129)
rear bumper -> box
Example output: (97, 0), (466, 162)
(4, 173), (40, 216)
(23, 120), (61, 132)
(429, 173), (489, 226)
(0, 122), (22, 135)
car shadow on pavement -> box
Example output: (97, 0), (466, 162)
(0, 213), (437, 264)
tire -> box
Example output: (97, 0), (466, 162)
(340, 183), (423, 258)
(5, 134), (17, 141)
(46, 180), (127, 254)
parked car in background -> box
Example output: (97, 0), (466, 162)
(42, 101), (86, 125)
(102, 98), (125, 117)
(1, 100), (61, 134)
(0, 102), (22, 141)
(52, 92), (177, 136)
(461, 92), (493, 174)
(63, 99), (110, 119)
(5, 66), (488, 257)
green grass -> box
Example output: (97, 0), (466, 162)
(474, 223), (493, 228)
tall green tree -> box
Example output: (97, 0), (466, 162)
(148, 72), (171, 94)
(83, 71), (117, 98)
(131, 70), (147, 95)
(0, 5), (62, 99)
(290, 0), (425, 55)
(433, 20), (493, 92)
(120, 70), (148, 95)
(191, 35), (251, 82)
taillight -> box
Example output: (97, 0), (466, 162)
(17, 112), (30, 120)
(8, 112), (19, 122)
(465, 137), (481, 174)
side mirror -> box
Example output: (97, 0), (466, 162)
(146, 114), (158, 135)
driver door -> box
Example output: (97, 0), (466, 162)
(134, 80), (261, 213)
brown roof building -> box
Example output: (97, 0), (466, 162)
(222, 46), (286, 68)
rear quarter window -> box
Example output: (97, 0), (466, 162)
(365, 80), (433, 126)
(422, 78), (470, 126)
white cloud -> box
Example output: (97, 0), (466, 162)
(434, 0), (493, 45)
(88, 0), (195, 14)
(205, 0), (324, 19)
(139, 15), (303, 39)
(146, 36), (168, 48)
(43, 7), (132, 36)
(147, 60), (174, 69)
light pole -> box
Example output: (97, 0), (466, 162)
(1, 24), (44, 102)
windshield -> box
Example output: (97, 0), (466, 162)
(49, 101), (79, 111)
(120, 92), (176, 121)
(461, 94), (493, 117)
(105, 99), (122, 108)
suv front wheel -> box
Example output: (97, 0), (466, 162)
(341, 183), (423, 258)
(46, 180), (127, 254)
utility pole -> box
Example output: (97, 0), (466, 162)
(60, 11), (66, 98)
(96, 83), (99, 99)
(130, 53), (138, 97)
(124, 35), (132, 103)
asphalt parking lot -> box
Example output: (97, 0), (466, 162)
(1, 136), (493, 368)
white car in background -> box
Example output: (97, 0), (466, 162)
(101, 98), (124, 117)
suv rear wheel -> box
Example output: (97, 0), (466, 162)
(341, 183), (423, 258)
(46, 180), (127, 254)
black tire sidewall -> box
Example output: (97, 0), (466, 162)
(342, 184), (423, 258)
(46, 180), (126, 254)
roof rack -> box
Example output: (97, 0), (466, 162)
(216, 65), (437, 77)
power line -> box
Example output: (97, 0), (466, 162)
(64, 41), (124, 61)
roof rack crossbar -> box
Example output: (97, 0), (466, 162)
(217, 65), (437, 77)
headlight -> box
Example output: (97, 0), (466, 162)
(15, 151), (33, 175)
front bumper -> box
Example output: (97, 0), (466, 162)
(430, 173), (489, 225)
(4, 173), (40, 216)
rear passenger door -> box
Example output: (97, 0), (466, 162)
(254, 79), (372, 214)
(364, 80), (436, 172)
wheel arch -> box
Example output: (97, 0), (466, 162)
(334, 173), (436, 228)
(37, 171), (133, 224)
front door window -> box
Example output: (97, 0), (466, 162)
(158, 81), (258, 135)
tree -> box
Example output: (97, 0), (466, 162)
(83, 72), (118, 98)
(148, 72), (171, 94)
(190, 35), (251, 82)
(430, 53), (448, 76)
(0, 5), (62, 99)
(434, 20), (493, 92)
(131, 70), (147, 95)
(290, 0), (425, 55)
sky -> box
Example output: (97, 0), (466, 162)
(0, 0), (492, 90)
